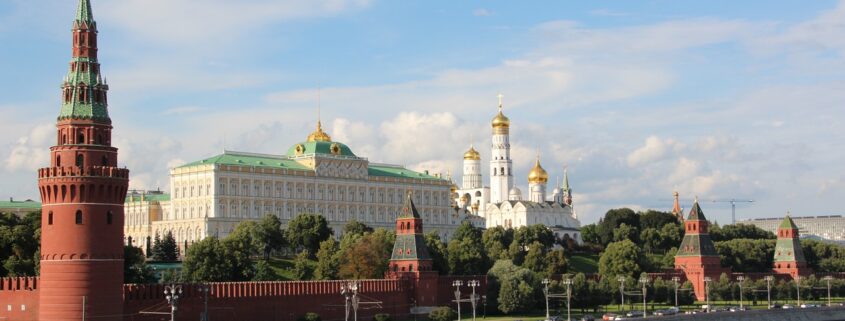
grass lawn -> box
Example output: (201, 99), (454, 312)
(267, 256), (317, 280)
(568, 254), (599, 274)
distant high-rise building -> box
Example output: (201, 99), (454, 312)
(739, 215), (845, 243)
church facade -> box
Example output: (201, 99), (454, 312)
(454, 96), (582, 243)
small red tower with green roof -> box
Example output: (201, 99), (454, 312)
(773, 215), (811, 278)
(37, 0), (128, 320)
(674, 200), (727, 301)
(387, 193), (438, 307)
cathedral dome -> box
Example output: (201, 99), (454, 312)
(528, 157), (549, 184)
(463, 145), (481, 160)
(509, 187), (523, 201)
(491, 110), (510, 129)
(306, 120), (332, 142)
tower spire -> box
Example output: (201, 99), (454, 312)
(76, 0), (94, 24)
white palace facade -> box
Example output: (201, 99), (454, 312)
(124, 121), (483, 253)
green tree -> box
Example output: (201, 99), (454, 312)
(522, 242), (547, 273)
(715, 239), (775, 273)
(513, 225), (555, 249)
(182, 237), (232, 282)
(487, 260), (540, 314)
(342, 220), (373, 237)
(498, 277), (536, 313)
(293, 250), (314, 280)
(286, 214), (333, 256)
(314, 238), (340, 280)
(222, 222), (259, 281)
(338, 229), (394, 279)
(253, 260), (279, 281)
(428, 307), (455, 321)
(613, 223), (637, 243)
(596, 208), (639, 246)
(256, 215), (286, 261)
(482, 226), (513, 260)
(580, 224), (600, 245)
(152, 231), (179, 262)
(545, 248), (568, 276)
(0, 212), (40, 277)
(447, 234), (489, 275)
(124, 245), (155, 284)
(423, 232), (449, 275)
(638, 210), (679, 230)
(598, 239), (644, 279)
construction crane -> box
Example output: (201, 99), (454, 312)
(711, 199), (754, 225)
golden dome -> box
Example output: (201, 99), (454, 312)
(528, 157), (549, 184)
(491, 109), (510, 129)
(463, 145), (481, 160)
(306, 120), (332, 142)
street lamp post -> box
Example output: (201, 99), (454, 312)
(795, 276), (801, 307)
(164, 284), (183, 321)
(482, 295), (487, 319)
(454, 280), (464, 321)
(617, 276), (627, 313)
(823, 276), (833, 307)
(639, 277), (649, 318)
(468, 280), (480, 321)
(764, 276), (774, 308)
(542, 279), (551, 320)
(563, 279), (573, 321)
(198, 284), (211, 321)
(341, 281), (360, 321)
(736, 276), (745, 310)
(671, 277), (680, 308)
(703, 277), (712, 313)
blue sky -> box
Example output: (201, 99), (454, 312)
(2, 0), (845, 224)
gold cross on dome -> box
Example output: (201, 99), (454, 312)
(497, 93), (504, 107)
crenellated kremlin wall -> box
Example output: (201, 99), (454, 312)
(0, 276), (487, 321)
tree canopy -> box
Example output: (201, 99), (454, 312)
(286, 214), (333, 256)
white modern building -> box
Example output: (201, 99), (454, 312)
(740, 215), (845, 243)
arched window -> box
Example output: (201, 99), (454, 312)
(62, 134), (67, 144)
(75, 210), (83, 225)
(77, 133), (85, 144)
(48, 211), (54, 225)
(76, 154), (84, 167)
(97, 134), (103, 144)
(101, 156), (108, 166)
(56, 155), (61, 166)
(107, 211), (113, 224)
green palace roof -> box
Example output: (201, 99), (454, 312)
(0, 199), (42, 211)
(285, 141), (356, 158)
(178, 150), (442, 181)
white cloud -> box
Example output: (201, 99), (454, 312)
(472, 8), (491, 17)
(626, 136), (683, 167)
(98, 0), (372, 45)
(4, 123), (54, 172)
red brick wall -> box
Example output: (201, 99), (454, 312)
(0, 277), (40, 321)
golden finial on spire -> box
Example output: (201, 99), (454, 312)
(491, 92), (510, 132)
(497, 92), (504, 109)
(306, 87), (332, 142)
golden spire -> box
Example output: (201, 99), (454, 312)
(528, 154), (549, 184)
(491, 92), (510, 133)
(306, 91), (332, 142)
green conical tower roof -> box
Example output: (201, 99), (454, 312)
(60, 0), (109, 121)
(779, 215), (799, 229)
(687, 199), (706, 221)
(76, 0), (94, 24)
(399, 192), (421, 219)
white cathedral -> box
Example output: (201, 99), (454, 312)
(454, 96), (582, 244)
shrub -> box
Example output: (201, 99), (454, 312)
(297, 312), (321, 321)
(373, 313), (391, 321)
(428, 307), (455, 321)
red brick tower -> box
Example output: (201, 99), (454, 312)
(674, 200), (726, 301)
(387, 193), (439, 307)
(772, 215), (811, 278)
(37, 0), (129, 320)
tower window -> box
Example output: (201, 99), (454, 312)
(62, 135), (67, 144)
(56, 155), (61, 167)
(77, 133), (85, 144)
(75, 210), (83, 225)
(76, 154), (84, 167)
(101, 156), (108, 166)
(48, 212), (53, 225)
(107, 211), (113, 224)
